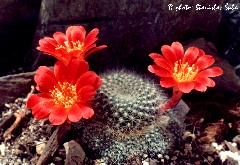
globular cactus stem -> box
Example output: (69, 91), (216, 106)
(76, 70), (186, 164)
(92, 70), (167, 135)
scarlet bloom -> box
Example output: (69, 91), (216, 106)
(27, 59), (102, 125)
(37, 26), (107, 65)
(148, 41), (223, 93)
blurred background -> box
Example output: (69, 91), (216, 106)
(0, 0), (239, 78)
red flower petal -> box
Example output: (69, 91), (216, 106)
(34, 66), (58, 92)
(66, 26), (74, 42)
(43, 37), (58, 47)
(67, 104), (83, 122)
(27, 93), (52, 109)
(148, 65), (156, 74)
(54, 59), (89, 84)
(154, 58), (172, 72)
(148, 65), (172, 77)
(70, 60), (90, 84)
(31, 100), (55, 120)
(194, 81), (207, 92)
(71, 26), (86, 43)
(78, 103), (94, 119)
(38, 38), (73, 65)
(93, 76), (102, 89)
(194, 76), (215, 87)
(84, 45), (107, 59)
(161, 45), (177, 65)
(183, 47), (199, 64)
(178, 81), (194, 93)
(53, 32), (67, 45)
(54, 60), (67, 83)
(160, 77), (177, 88)
(197, 67), (223, 77)
(195, 55), (215, 71)
(76, 71), (101, 91)
(149, 53), (162, 60)
(78, 85), (96, 102)
(197, 48), (205, 57)
(49, 106), (68, 125)
(38, 37), (58, 51)
(171, 42), (184, 60)
(84, 28), (99, 48)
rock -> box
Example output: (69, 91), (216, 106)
(63, 140), (85, 165)
(0, 0), (41, 76)
(184, 38), (240, 94)
(31, 0), (223, 73)
(0, 72), (35, 108)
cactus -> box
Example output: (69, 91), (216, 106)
(75, 70), (186, 164)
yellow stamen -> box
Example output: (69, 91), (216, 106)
(172, 60), (198, 82)
(55, 40), (84, 53)
(50, 82), (77, 108)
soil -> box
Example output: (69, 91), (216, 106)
(0, 88), (240, 165)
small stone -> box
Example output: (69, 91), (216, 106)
(185, 143), (192, 151)
(194, 161), (201, 165)
(190, 154), (195, 158)
(173, 150), (180, 155)
(183, 149), (188, 155)
(143, 154), (148, 158)
(232, 135), (240, 146)
(16, 159), (22, 163)
(207, 156), (214, 163)
(36, 142), (46, 155)
(64, 140), (85, 165)
(200, 144), (216, 154)
(52, 157), (62, 164)
(142, 158), (159, 165)
(94, 159), (106, 165)
(164, 155), (169, 160)
(4, 103), (11, 108)
(0, 143), (6, 156)
(171, 156), (177, 161)
(212, 142), (223, 150)
(157, 154), (163, 159)
(225, 140), (238, 153)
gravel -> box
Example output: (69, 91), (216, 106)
(0, 97), (240, 165)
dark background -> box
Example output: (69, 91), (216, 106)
(0, 0), (239, 78)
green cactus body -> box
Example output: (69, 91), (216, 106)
(76, 70), (185, 164)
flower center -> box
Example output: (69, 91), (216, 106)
(50, 82), (77, 108)
(55, 40), (84, 53)
(172, 60), (199, 82)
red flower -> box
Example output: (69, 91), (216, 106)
(148, 41), (223, 93)
(37, 26), (107, 65)
(27, 59), (102, 125)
